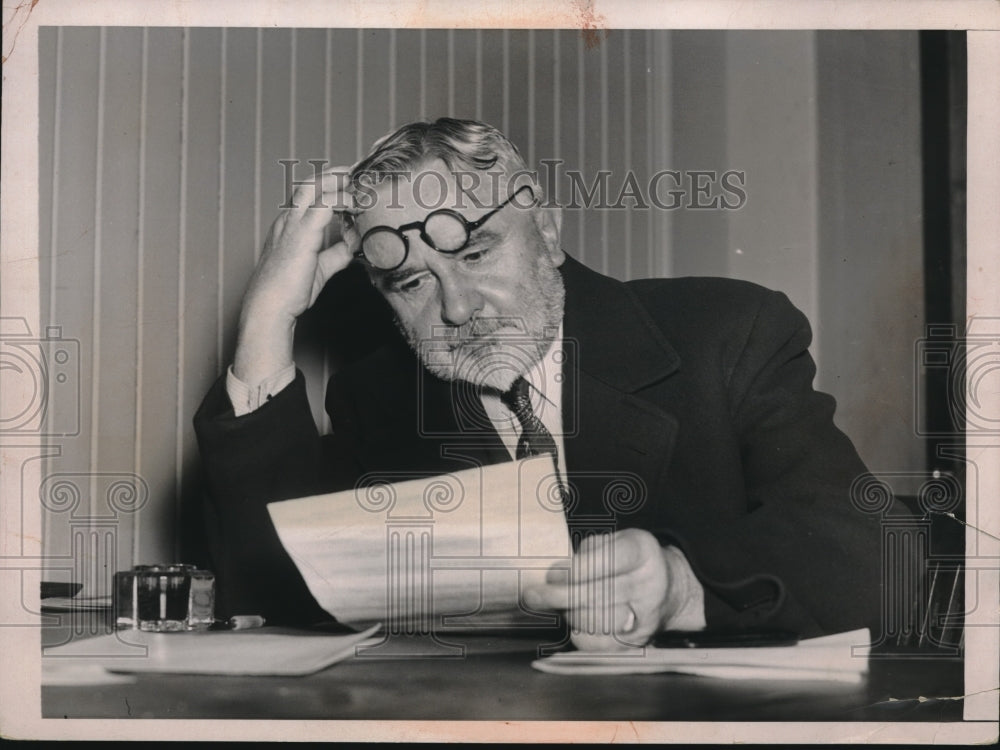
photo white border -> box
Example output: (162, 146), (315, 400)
(2, 0), (998, 742)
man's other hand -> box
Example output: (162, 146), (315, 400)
(234, 166), (354, 386)
(524, 528), (705, 651)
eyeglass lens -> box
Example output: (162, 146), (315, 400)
(360, 185), (533, 271)
(363, 210), (471, 270)
(361, 227), (410, 270)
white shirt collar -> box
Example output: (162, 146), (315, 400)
(479, 324), (566, 478)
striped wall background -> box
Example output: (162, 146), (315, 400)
(38, 28), (671, 590)
(37, 28), (928, 594)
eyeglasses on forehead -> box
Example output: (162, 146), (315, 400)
(354, 183), (536, 271)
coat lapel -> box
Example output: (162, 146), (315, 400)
(559, 255), (682, 522)
(345, 254), (683, 510)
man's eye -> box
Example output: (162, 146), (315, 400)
(461, 245), (490, 263)
(396, 276), (425, 293)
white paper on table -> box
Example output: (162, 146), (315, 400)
(41, 662), (138, 686)
(40, 595), (112, 612)
(267, 455), (572, 631)
(531, 628), (871, 683)
(42, 624), (382, 678)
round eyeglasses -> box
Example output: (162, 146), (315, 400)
(355, 184), (536, 271)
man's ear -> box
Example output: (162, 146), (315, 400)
(533, 204), (565, 266)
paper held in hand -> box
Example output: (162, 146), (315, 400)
(267, 455), (573, 631)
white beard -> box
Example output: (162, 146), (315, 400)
(424, 334), (553, 392)
(399, 257), (565, 392)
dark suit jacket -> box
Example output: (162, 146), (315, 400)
(194, 255), (883, 637)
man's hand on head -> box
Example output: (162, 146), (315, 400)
(234, 166), (355, 386)
(523, 528), (705, 652)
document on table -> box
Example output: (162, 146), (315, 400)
(42, 624), (382, 681)
(267, 455), (572, 631)
(531, 628), (871, 683)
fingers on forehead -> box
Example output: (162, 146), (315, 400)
(289, 168), (350, 190)
(285, 176), (353, 224)
(319, 169), (353, 197)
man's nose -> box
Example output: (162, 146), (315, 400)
(438, 273), (483, 327)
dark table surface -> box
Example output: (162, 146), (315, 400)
(41, 610), (964, 722)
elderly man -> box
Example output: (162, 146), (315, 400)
(194, 118), (882, 648)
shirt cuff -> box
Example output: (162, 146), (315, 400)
(225, 363), (297, 417)
(662, 545), (707, 632)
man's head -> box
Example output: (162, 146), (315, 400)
(342, 119), (565, 392)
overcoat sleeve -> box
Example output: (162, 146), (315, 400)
(192, 371), (360, 625)
(683, 290), (883, 636)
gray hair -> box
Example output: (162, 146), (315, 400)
(349, 117), (528, 191)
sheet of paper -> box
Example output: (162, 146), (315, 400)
(41, 662), (138, 687)
(531, 628), (871, 683)
(42, 624), (381, 678)
(40, 596), (112, 612)
(267, 455), (572, 631)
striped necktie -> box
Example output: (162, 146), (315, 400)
(499, 376), (558, 460)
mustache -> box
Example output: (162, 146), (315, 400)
(438, 318), (530, 346)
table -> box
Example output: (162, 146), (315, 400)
(40, 610), (963, 722)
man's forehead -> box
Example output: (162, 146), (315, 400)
(353, 160), (509, 226)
